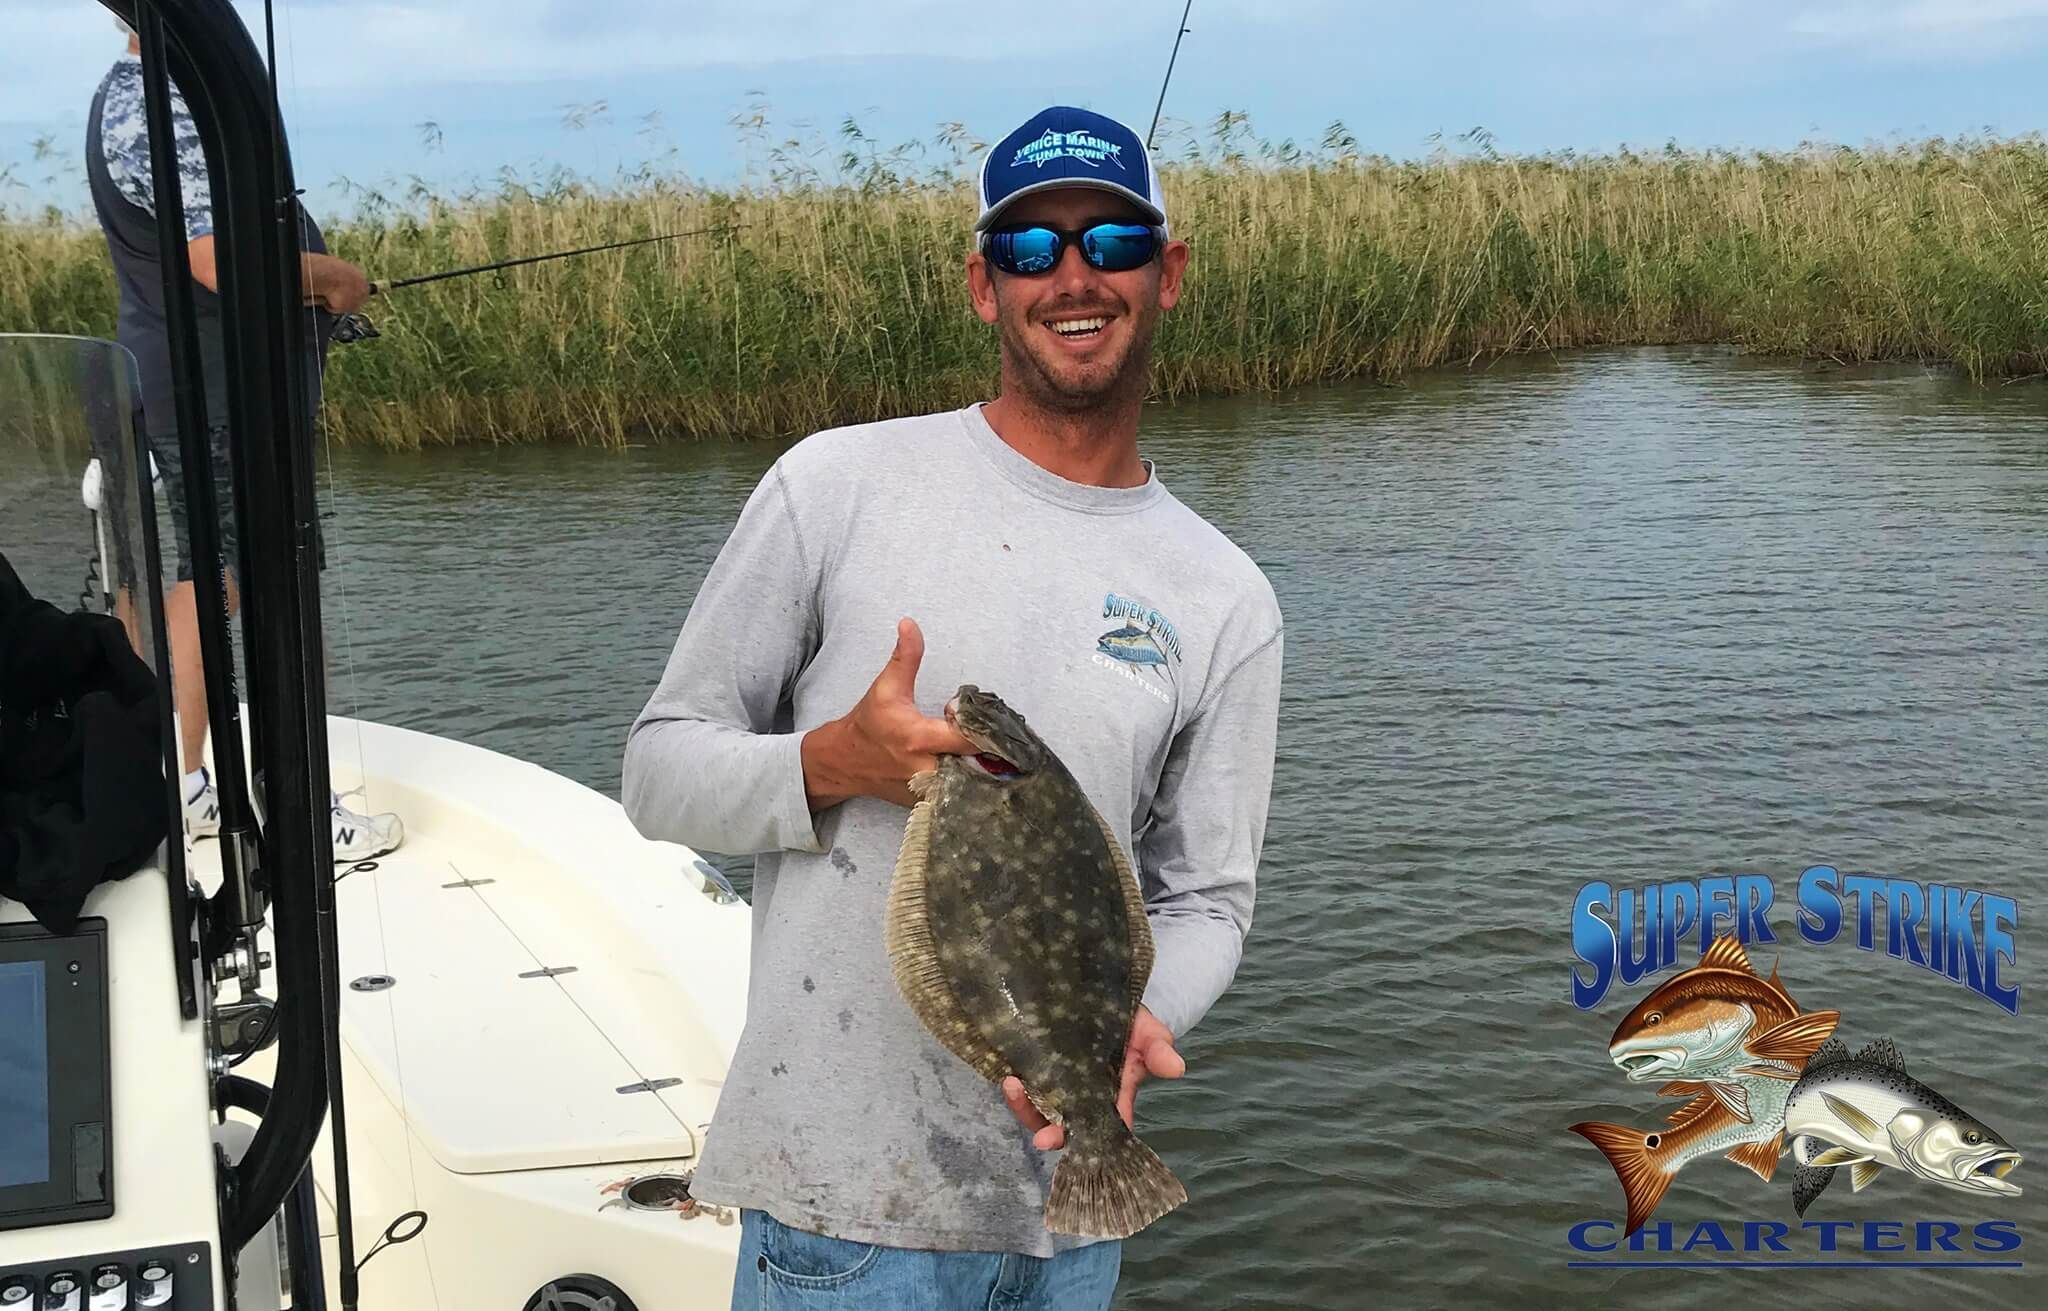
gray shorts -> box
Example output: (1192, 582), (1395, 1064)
(147, 425), (325, 583)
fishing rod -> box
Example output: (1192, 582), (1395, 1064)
(1146, 0), (1195, 152)
(330, 222), (742, 342)
(368, 222), (740, 295)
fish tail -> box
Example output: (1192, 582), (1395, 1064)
(1569, 1121), (1677, 1237)
(1789, 1134), (1838, 1217)
(1792, 1161), (1838, 1217)
(1046, 1119), (1188, 1240)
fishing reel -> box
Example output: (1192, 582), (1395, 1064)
(329, 312), (379, 345)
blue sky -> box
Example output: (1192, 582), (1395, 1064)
(4, 1), (2046, 219)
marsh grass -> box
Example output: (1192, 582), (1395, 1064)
(4, 115), (2045, 447)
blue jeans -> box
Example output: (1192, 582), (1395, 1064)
(730, 1209), (1122, 1310)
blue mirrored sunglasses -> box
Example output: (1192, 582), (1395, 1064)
(981, 221), (1163, 276)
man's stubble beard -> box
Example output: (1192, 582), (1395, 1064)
(995, 288), (1162, 417)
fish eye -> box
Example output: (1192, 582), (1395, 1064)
(1966, 1131), (1982, 1145)
(1644, 1012), (1661, 1026)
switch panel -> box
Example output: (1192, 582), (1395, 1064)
(0, 1245), (208, 1311)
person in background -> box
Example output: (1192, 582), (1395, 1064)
(623, 105), (1283, 1309)
(87, 18), (403, 862)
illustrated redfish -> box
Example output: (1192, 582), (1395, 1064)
(1571, 1074), (1792, 1236)
(1604, 934), (1839, 1124)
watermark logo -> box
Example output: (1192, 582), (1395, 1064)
(1562, 867), (2024, 1270)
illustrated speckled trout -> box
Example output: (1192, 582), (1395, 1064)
(1571, 1073), (1794, 1236)
(1605, 935), (1839, 1124)
(1787, 1036), (2022, 1216)
(886, 684), (1187, 1239)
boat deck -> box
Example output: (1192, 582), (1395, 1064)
(195, 714), (750, 1307)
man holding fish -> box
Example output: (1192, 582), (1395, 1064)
(625, 106), (1283, 1309)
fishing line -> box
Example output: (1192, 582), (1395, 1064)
(267, 0), (372, 819)
(358, 838), (445, 1304)
(264, 7), (442, 1297)
(261, 1), (378, 1295)
(269, 2), (432, 1307)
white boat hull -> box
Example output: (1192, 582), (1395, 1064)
(214, 713), (750, 1309)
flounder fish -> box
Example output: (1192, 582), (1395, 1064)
(885, 684), (1187, 1238)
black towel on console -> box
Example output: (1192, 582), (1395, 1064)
(0, 550), (167, 931)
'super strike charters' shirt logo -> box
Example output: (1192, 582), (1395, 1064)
(1089, 592), (1182, 706)
(1561, 867), (2024, 1269)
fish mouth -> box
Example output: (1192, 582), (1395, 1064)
(1612, 1049), (1681, 1080)
(943, 698), (1022, 778)
(1967, 1152), (2023, 1191)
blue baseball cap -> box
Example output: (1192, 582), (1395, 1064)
(975, 106), (1168, 235)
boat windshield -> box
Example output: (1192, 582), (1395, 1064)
(0, 329), (171, 697)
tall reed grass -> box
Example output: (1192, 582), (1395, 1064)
(4, 116), (2045, 447)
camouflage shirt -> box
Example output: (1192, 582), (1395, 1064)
(96, 53), (213, 240)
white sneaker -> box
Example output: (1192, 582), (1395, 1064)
(183, 770), (403, 861)
(184, 770), (221, 842)
(331, 791), (404, 863)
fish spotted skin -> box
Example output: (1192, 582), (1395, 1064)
(1787, 1036), (2023, 1216)
(1605, 935), (1839, 1115)
(886, 684), (1185, 1239)
(1572, 1071), (1793, 1236)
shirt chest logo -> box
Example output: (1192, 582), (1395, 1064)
(1091, 591), (1183, 703)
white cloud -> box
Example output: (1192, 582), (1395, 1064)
(1523, 0), (2048, 45)
(0, 0), (1325, 119)
(3, 0), (2036, 195)
(1789, 0), (2048, 41)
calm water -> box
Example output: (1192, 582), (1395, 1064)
(4, 346), (2046, 1308)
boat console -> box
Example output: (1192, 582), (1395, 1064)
(0, 921), (113, 1233)
(1, 880), (226, 1309)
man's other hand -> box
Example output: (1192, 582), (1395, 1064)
(1003, 1005), (1185, 1150)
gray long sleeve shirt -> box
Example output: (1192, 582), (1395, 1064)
(622, 402), (1282, 1255)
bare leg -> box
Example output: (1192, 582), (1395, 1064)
(165, 570), (242, 775)
(112, 586), (143, 657)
